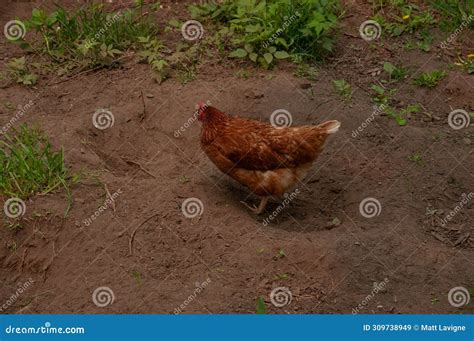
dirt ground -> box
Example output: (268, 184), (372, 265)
(0, 0), (473, 314)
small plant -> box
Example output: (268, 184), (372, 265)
(383, 61), (407, 82)
(3, 57), (38, 86)
(294, 63), (318, 80)
(0, 125), (72, 202)
(414, 70), (447, 88)
(256, 296), (267, 314)
(370, 84), (396, 106)
(386, 103), (421, 126)
(373, 2), (436, 37)
(332, 79), (352, 101)
(190, 0), (342, 68)
(16, 5), (160, 76)
(137, 36), (169, 84)
(409, 153), (423, 165)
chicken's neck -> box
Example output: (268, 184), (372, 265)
(200, 111), (229, 145)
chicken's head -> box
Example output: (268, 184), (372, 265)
(196, 101), (212, 122)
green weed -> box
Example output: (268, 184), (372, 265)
(414, 69), (447, 88)
(3, 57), (38, 86)
(190, 0), (342, 68)
(0, 125), (72, 202)
(332, 79), (352, 101)
(382, 61), (407, 82)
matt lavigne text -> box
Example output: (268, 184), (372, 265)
(421, 324), (466, 333)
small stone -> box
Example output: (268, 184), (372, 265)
(463, 138), (471, 145)
(146, 93), (154, 98)
(354, 241), (361, 246)
(377, 305), (383, 309)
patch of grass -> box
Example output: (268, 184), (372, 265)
(429, 0), (474, 31)
(408, 153), (423, 165)
(14, 4), (165, 78)
(382, 61), (407, 82)
(3, 57), (38, 86)
(386, 103), (421, 126)
(332, 79), (352, 101)
(372, 1), (436, 37)
(294, 63), (319, 80)
(413, 69), (447, 88)
(370, 83), (396, 106)
(0, 124), (72, 202)
(190, 0), (342, 68)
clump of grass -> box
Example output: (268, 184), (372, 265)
(0, 125), (71, 201)
(414, 69), (447, 88)
(429, 0), (474, 31)
(2, 57), (38, 86)
(190, 0), (342, 68)
(14, 4), (165, 78)
(383, 61), (407, 82)
(332, 79), (352, 101)
(372, 1), (436, 37)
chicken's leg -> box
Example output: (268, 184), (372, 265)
(240, 197), (268, 215)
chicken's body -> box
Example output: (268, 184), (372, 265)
(198, 104), (340, 214)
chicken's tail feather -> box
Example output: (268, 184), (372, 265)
(318, 120), (341, 134)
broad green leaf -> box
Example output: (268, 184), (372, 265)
(229, 48), (248, 58)
(274, 51), (290, 59)
(264, 52), (273, 64)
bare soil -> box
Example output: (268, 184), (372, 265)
(0, 0), (473, 314)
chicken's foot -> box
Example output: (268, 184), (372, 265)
(240, 197), (268, 215)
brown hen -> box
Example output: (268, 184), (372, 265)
(197, 103), (340, 214)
